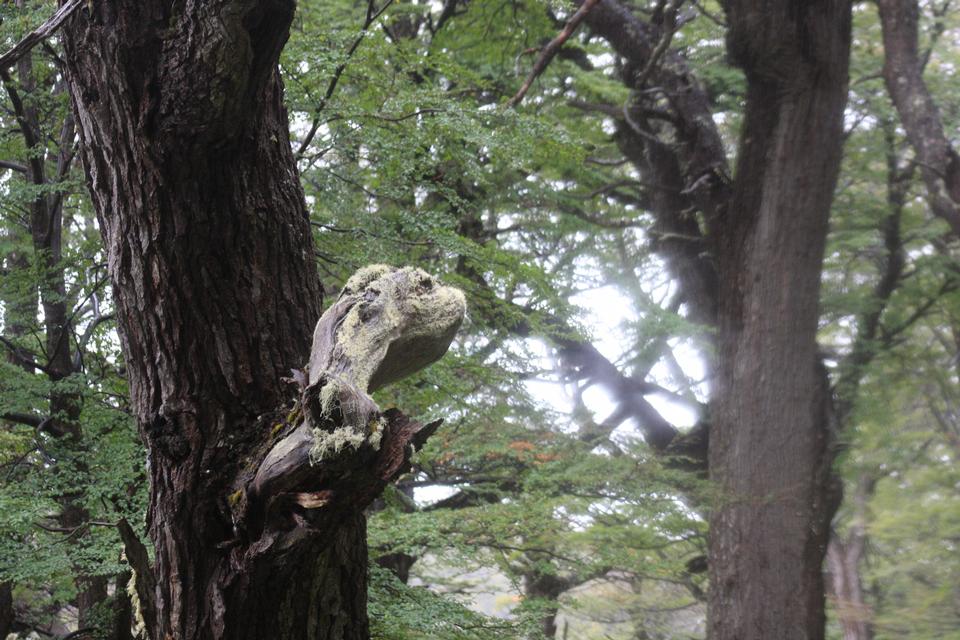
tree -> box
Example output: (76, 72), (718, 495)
(0, 1), (141, 633)
(3, 0), (959, 638)
(43, 3), (464, 639)
(54, 0), (848, 637)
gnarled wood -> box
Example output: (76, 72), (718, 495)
(60, 1), (463, 636)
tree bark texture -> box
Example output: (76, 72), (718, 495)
(60, 4), (463, 639)
(877, 0), (960, 238)
(708, 2), (850, 639)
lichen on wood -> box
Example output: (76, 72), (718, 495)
(304, 265), (464, 463)
(247, 265), (464, 539)
(307, 264), (467, 392)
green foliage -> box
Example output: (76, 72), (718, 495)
(0, 0), (957, 636)
(370, 563), (532, 639)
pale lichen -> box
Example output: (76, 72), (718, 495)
(367, 416), (387, 451)
(328, 265), (466, 392)
(342, 263), (395, 296)
(305, 265), (465, 464)
(309, 426), (367, 463)
(308, 265), (466, 391)
(316, 375), (369, 431)
(126, 565), (147, 639)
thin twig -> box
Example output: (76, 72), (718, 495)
(296, 0), (396, 157)
(506, 0), (602, 108)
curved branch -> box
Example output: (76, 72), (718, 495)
(877, 0), (960, 238)
(239, 266), (464, 548)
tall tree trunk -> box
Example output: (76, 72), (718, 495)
(110, 571), (136, 640)
(826, 475), (877, 640)
(827, 538), (872, 640)
(877, 0), (960, 238)
(61, 3), (329, 636)
(4, 12), (107, 625)
(60, 7), (462, 638)
(0, 581), (12, 640)
(0, 12), (107, 626)
(708, 2), (851, 639)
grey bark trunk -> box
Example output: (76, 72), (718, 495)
(877, 0), (960, 238)
(827, 537), (873, 640)
(708, 2), (851, 638)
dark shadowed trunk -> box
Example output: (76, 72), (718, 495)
(576, 2), (851, 635)
(110, 571), (136, 640)
(59, 3), (462, 639)
(708, 2), (850, 639)
(0, 581), (11, 640)
(524, 570), (576, 639)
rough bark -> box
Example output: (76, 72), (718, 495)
(708, 2), (851, 638)
(579, 0), (729, 327)
(877, 0), (960, 238)
(60, 3), (463, 639)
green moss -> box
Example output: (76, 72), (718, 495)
(284, 404), (302, 429)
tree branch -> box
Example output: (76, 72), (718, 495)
(237, 267), (464, 551)
(506, 0), (602, 108)
(295, 0), (397, 157)
(0, 0), (85, 71)
(877, 0), (960, 238)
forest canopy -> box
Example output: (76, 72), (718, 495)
(0, 0), (958, 639)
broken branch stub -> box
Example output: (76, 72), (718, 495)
(246, 265), (465, 539)
(308, 264), (467, 392)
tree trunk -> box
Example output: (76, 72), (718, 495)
(877, 0), (960, 238)
(0, 581), (12, 640)
(708, 2), (851, 639)
(4, 13), (108, 625)
(110, 571), (136, 640)
(524, 570), (575, 639)
(827, 538), (872, 640)
(826, 474), (877, 640)
(61, 4), (463, 639)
